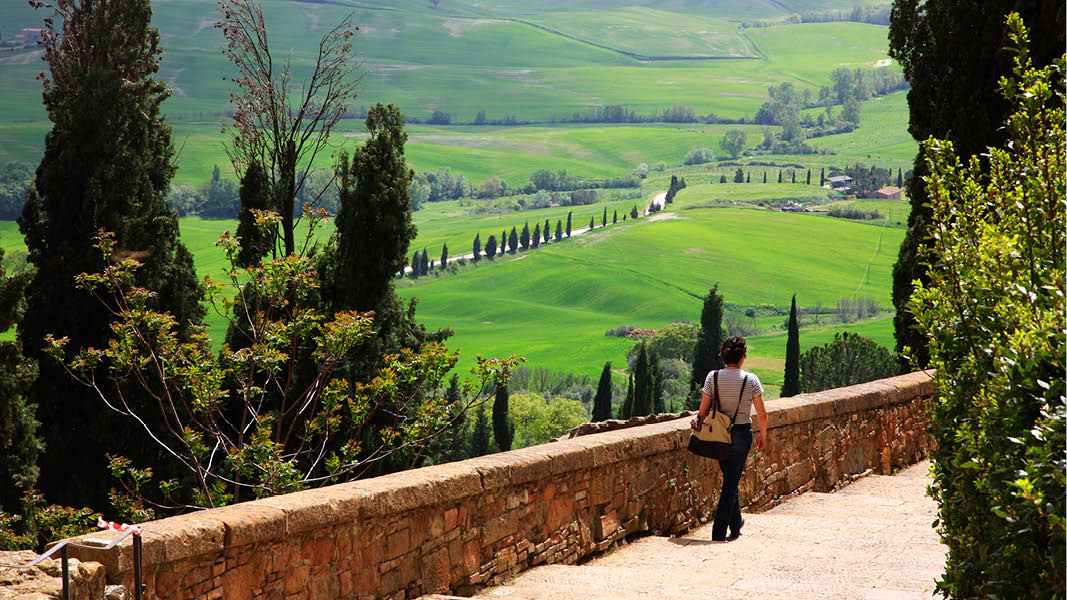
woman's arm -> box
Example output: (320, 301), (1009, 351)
(697, 393), (713, 419)
(752, 394), (768, 451)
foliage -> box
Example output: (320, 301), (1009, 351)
(908, 22), (1065, 597)
(636, 322), (698, 364)
(719, 130), (747, 160)
(47, 217), (519, 509)
(492, 382), (514, 452)
(235, 162), (270, 268)
(689, 284), (725, 406)
(20, 0), (205, 511)
(828, 204), (881, 220)
(0, 246), (40, 535)
(0, 163), (32, 220)
(509, 393), (587, 448)
(471, 405), (490, 457)
(798, 332), (898, 393)
(782, 294), (799, 397)
(621, 373), (634, 419)
(217, 0), (358, 256)
(592, 362), (613, 422)
(888, 0), (1064, 369)
(632, 343), (652, 416)
(683, 147), (714, 165)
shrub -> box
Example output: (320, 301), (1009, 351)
(683, 147), (714, 165)
(798, 332), (899, 393)
(908, 22), (1065, 597)
(604, 325), (636, 337)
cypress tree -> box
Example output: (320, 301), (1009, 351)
(806, 169), (812, 185)
(471, 405), (490, 457)
(633, 343), (653, 416)
(689, 283), (725, 408)
(820, 167), (825, 186)
(484, 235), (497, 259)
(733, 168), (744, 183)
(420, 248), (429, 276)
(235, 161), (270, 268)
(720, 174), (727, 183)
(592, 362), (613, 422)
(613, 210), (617, 224)
(410, 252), (419, 277)
(782, 294), (801, 397)
(650, 350), (665, 414)
(0, 247), (41, 532)
(520, 222), (530, 250)
(492, 382), (514, 452)
(792, 170), (796, 183)
(508, 226), (518, 253)
(778, 169), (783, 183)
(500, 230), (506, 255)
(630, 205), (639, 218)
(18, 0), (205, 508)
(896, 168), (903, 187)
(566, 211), (572, 237)
(473, 232), (481, 261)
(532, 223), (540, 248)
(440, 242), (448, 269)
(544, 219), (550, 243)
(602, 207), (607, 226)
(746, 173), (751, 183)
(589, 216), (595, 231)
(762, 171), (767, 183)
(555, 220), (563, 241)
(324, 104), (415, 314)
(621, 373), (634, 419)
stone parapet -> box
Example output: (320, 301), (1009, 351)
(61, 371), (933, 599)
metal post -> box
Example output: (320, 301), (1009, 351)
(61, 544), (69, 600)
(134, 534), (144, 600)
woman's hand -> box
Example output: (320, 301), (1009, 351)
(754, 431), (766, 452)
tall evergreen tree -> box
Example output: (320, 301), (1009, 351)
(896, 168), (903, 187)
(322, 104), (415, 314)
(531, 223), (540, 248)
(520, 222), (530, 250)
(791, 170), (796, 183)
(235, 161), (270, 268)
(887, 1), (1062, 368)
(18, 0), (205, 508)
(508, 226), (518, 253)
(440, 242), (448, 269)
(473, 232), (481, 261)
(650, 350), (665, 414)
(410, 252), (419, 277)
(589, 216), (595, 231)
(492, 382), (514, 451)
(746, 173), (750, 183)
(820, 167), (825, 186)
(500, 230), (506, 255)
(471, 405), (490, 457)
(762, 171), (767, 183)
(689, 283), (725, 408)
(720, 174), (727, 184)
(806, 169), (812, 185)
(778, 169), (783, 183)
(602, 207), (607, 227)
(633, 343), (653, 417)
(420, 248), (429, 276)
(484, 235), (497, 259)
(543, 219), (550, 243)
(630, 205), (639, 218)
(782, 294), (801, 397)
(0, 247), (41, 533)
(555, 220), (563, 241)
(612, 210), (618, 224)
(621, 373), (634, 419)
(592, 362), (613, 422)
(565, 211), (572, 237)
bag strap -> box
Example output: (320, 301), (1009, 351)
(711, 370), (720, 416)
(730, 375), (748, 425)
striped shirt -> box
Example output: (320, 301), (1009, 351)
(702, 368), (764, 425)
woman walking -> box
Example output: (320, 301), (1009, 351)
(697, 336), (768, 541)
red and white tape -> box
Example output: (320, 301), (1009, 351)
(97, 517), (142, 536)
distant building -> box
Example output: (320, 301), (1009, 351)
(14, 28), (42, 42)
(871, 186), (902, 200)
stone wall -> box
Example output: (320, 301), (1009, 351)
(62, 371), (932, 600)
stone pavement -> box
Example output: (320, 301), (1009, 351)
(426, 461), (944, 600)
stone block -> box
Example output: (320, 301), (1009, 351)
(500, 449), (552, 486)
(545, 495), (573, 532)
(530, 439), (595, 475)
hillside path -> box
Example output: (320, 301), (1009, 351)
(425, 461), (945, 599)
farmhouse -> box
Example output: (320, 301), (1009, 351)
(871, 186), (902, 200)
(14, 29), (42, 42)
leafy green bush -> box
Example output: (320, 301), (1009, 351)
(798, 332), (899, 393)
(908, 18), (1065, 597)
(683, 147), (714, 165)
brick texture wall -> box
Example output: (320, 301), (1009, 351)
(63, 371), (932, 599)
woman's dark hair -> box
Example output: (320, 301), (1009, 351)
(720, 336), (747, 364)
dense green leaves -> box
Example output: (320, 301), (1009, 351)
(689, 284), (725, 407)
(782, 294), (800, 397)
(592, 362), (613, 422)
(908, 21), (1065, 596)
(798, 332), (898, 393)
